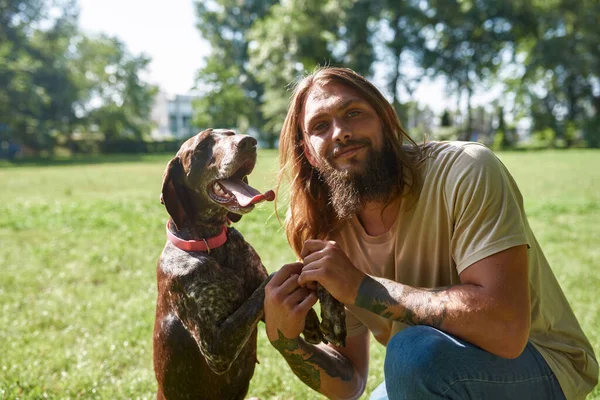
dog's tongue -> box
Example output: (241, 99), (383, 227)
(220, 178), (275, 207)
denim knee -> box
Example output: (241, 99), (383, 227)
(384, 327), (567, 400)
(384, 326), (434, 379)
(384, 326), (450, 398)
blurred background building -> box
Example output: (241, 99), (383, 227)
(151, 92), (200, 139)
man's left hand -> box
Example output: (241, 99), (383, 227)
(299, 239), (367, 305)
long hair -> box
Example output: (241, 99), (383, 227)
(276, 66), (424, 257)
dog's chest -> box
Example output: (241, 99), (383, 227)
(210, 249), (262, 302)
(164, 240), (265, 321)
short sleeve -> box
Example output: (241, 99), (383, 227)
(344, 307), (369, 337)
(446, 144), (529, 273)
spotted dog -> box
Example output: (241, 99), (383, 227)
(153, 129), (345, 400)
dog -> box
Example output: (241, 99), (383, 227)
(153, 129), (346, 400)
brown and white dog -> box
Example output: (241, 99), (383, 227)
(153, 129), (345, 400)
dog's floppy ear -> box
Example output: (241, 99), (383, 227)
(160, 157), (191, 230)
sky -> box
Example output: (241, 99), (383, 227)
(79, 0), (209, 96)
(77, 1), (499, 116)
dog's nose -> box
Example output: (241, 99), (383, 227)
(238, 136), (257, 152)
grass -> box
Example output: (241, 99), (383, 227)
(0, 148), (598, 399)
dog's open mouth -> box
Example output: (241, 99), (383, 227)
(208, 162), (275, 210)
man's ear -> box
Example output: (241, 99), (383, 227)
(301, 139), (318, 167)
(160, 157), (191, 230)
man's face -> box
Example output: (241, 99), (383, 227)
(300, 81), (384, 174)
(300, 81), (397, 220)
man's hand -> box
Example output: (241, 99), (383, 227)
(264, 262), (319, 342)
(298, 240), (367, 305)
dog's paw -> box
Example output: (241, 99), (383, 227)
(302, 308), (325, 344)
(318, 285), (347, 347)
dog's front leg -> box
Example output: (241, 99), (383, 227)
(171, 272), (272, 375)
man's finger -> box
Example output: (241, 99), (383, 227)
(295, 291), (318, 314)
(300, 239), (328, 259)
(298, 269), (321, 287)
(269, 262), (304, 287)
(285, 286), (313, 306)
(300, 258), (323, 272)
(278, 273), (302, 295)
(302, 250), (327, 266)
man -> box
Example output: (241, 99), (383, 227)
(263, 67), (598, 400)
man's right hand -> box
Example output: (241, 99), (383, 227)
(264, 262), (319, 343)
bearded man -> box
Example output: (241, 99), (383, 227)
(263, 67), (597, 400)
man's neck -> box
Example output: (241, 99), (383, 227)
(356, 197), (402, 236)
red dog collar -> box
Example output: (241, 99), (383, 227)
(166, 222), (228, 254)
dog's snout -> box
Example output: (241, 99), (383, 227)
(238, 136), (257, 152)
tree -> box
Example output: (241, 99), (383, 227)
(515, 0), (600, 147)
(0, 0), (157, 154)
(248, 0), (344, 144)
(337, 0), (380, 77)
(248, 0), (385, 143)
(441, 110), (452, 127)
(422, 0), (536, 141)
(193, 0), (278, 146)
(193, 56), (252, 132)
(70, 34), (157, 142)
(379, 0), (427, 108)
(0, 0), (80, 153)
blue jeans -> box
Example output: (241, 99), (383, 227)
(370, 326), (565, 400)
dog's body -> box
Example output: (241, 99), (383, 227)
(154, 226), (268, 399)
(153, 129), (346, 400)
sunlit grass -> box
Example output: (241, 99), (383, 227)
(0, 148), (598, 399)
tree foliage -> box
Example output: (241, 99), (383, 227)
(2, 0), (599, 153)
(248, 0), (341, 140)
(0, 0), (157, 154)
(0, 0), (79, 151)
(195, 0), (383, 147)
(194, 0), (599, 148)
(515, 0), (600, 147)
(193, 0), (278, 146)
(71, 35), (157, 141)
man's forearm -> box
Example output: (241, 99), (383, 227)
(271, 330), (362, 399)
(354, 276), (456, 329)
(353, 275), (529, 358)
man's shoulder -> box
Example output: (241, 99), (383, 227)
(421, 141), (498, 174)
(415, 141), (509, 200)
(421, 140), (492, 160)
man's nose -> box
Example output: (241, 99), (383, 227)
(331, 119), (351, 143)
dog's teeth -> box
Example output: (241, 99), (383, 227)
(213, 182), (231, 199)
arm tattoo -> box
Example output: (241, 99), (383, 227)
(271, 330), (353, 392)
(354, 276), (452, 329)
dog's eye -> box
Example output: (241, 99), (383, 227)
(196, 138), (212, 151)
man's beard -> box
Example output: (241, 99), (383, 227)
(317, 143), (398, 221)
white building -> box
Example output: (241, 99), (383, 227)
(151, 92), (200, 139)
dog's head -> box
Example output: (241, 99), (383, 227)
(160, 129), (275, 230)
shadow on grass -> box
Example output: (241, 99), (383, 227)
(0, 153), (172, 168)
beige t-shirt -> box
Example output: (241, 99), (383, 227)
(329, 141), (598, 400)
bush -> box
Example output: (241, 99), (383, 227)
(584, 118), (600, 148)
(100, 138), (185, 154)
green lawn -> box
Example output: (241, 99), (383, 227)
(0, 149), (598, 399)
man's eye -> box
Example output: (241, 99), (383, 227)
(312, 122), (328, 133)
